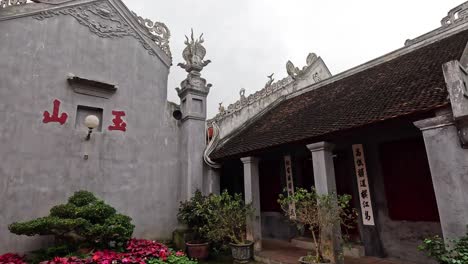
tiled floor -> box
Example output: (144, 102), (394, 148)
(255, 240), (413, 264)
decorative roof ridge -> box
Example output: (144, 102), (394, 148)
(213, 93), (288, 151)
(288, 15), (468, 101)
(405, 2), (468, 47)
(442, 2), (468, 28)
(1, 0), (77, 9)
(209, 53), (325, 123)
(209, 75), (293, 123)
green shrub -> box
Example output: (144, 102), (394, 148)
(177, 190), (210, 242)
(419, 231), (468, 264)
(147, 251), (198, 264)
(69, 191), (97, 206)
(204, 190), (253, 245)
(9, 190), (134, 249)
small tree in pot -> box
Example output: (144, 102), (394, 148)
(278, 188), (357, 264)
(204, 190), (254, 263)
(177, 190), (211, 260)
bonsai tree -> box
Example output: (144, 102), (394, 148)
(9, 190), (134, 250)
(418, 228), (468, 264)
(278, 188), (357, 263)
(204, 190), (253, 245)
(177, 190), (210, 242)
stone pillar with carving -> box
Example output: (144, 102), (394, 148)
(177, 30), (212, 200)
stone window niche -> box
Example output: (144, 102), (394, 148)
(75, 105), (103, 132)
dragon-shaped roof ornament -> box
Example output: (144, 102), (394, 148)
(177, 29), (211, 76)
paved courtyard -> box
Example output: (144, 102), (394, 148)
(255, 240), (414, 264)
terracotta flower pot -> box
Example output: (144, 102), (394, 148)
(185, 241), (209, 260)
(230, 241), (253, 263)
(298, 256), (330, 264)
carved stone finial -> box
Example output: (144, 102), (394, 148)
(218, 102), (225, 113)
(306, 53), (318, 66)
(287, 52), (320, 79)
(240, 88), (246, 99)
(177, 29), (211, 75)
(441, 2), (468, 27)
(286, 60), (300, 79)
(176, 29), (212, 96)
(265, 73), (275, 88)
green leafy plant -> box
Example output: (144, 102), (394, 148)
(204, 190), (253, 245)
(419, 231), (468, 264)
(147, 250), (198, 264)
(177, 190), (211, 242)
(9, 190), (134, 250)
(278, 188), (357, 263)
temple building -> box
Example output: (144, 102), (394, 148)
(206, 2), (468, 263)
(3, 0), (468, 263)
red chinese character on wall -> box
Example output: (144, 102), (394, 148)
(43, 99), (68, 125)
(108, 110), (127, 132)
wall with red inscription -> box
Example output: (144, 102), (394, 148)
(0, 0), (185, 253)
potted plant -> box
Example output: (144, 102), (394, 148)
(278, 188), (357, 264)
(177, 190), (211, 260)
(205, 190), (254, 263)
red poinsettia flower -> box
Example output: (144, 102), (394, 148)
(0, 253), (27, 264)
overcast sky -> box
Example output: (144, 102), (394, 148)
(125, 0), (464, 118)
